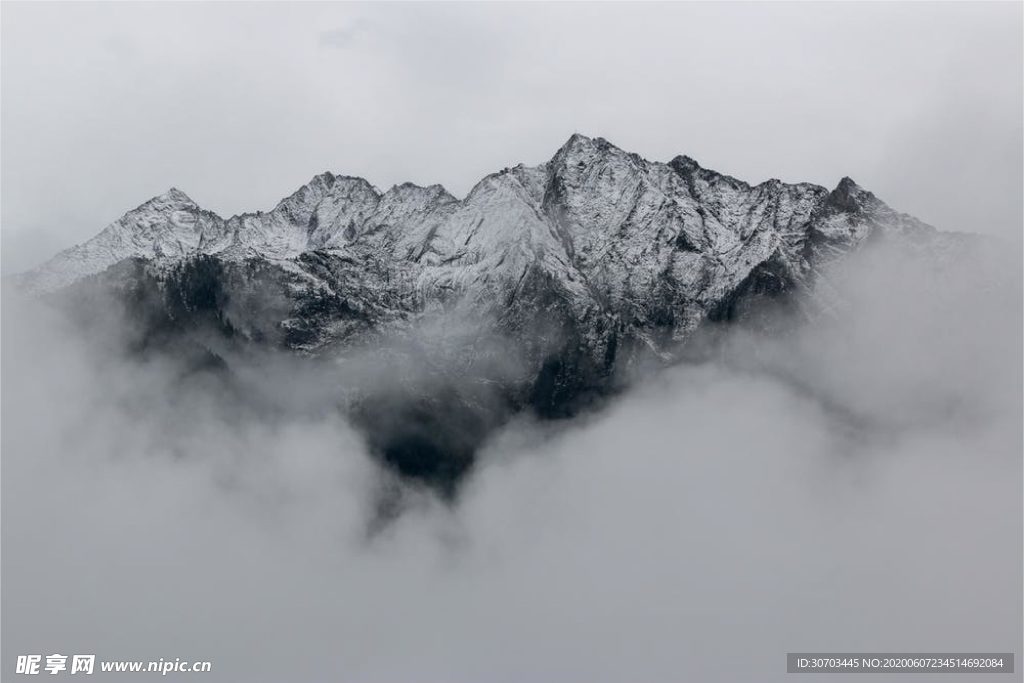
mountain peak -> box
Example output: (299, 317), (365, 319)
(836, 176), (861, 192)
(309, 171), (337, 187)
(134, 187), (197, 212)
(18, 138), (960, 494)
(552, 133), (636, 172)
(828, 176), (876, 213)
(669, 155), (702, 172)
(562, 132), (593, 147)
(161, 187), (194, 204)
(22, 135), (938, 301)
(555, 132), (628, 155)
(298, 172), (379, 194)
(384, 181), (455, 202)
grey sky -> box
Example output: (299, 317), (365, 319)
(2, 1), (1022, 273)
(2, 5), (1022, 677)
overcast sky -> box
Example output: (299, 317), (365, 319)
(3, 6), (1023, 679)
(2, 1), (1021, 272)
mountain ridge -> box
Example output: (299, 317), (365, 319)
(20, 134), (930, 295)
(14, 134), (975, 494)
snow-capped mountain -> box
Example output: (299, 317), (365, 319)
(18, 134), (974, 492)
(22, 134), (960, 343)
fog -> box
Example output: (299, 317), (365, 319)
(2, 235), (1020, 681)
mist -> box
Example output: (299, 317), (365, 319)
(2, 235), (1021, 681)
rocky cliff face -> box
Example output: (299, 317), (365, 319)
(18, 134), (970, 495)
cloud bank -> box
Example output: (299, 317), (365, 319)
(2, 238), (1021, 681)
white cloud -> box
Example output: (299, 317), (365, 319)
(2, 237), (1019, 681)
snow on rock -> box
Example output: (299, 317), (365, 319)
(15, 134), (986, 492)
(20, 134), (954, 354)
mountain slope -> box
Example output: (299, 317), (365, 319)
(18, 134), (970, 494)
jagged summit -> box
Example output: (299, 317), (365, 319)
(553, 133), (643, 167)
(21, 134), (938, 300)
(827, 176), (873, 211)
(163, 187), (194, 202)
(557, 132), (597, 152)
(18, 134), (969, 492)
(137, 186), (197, 209)
(669, 154), (701, 170)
